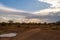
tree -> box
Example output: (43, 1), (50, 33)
(56, 21), (60, 24)
(8, 20), (13, 24)
(1, 22), (6, 26)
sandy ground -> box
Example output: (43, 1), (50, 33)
(0, 28), (60, 40)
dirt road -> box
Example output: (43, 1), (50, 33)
(12, 28), (40, 40)
(0, 28), (60, 40)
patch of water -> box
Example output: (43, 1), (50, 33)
(0, 33), (17, 37)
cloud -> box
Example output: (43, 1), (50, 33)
(33, 7), (60, 23)
(0, 16), (12, 22)
(38, 0), (60, 7)
(0, 4), (60, 23)
(27, 18), (41, 23)
(33, 7), (60, 15)
(0, 4), (27, 12)
(0, 4), (42, 23)
(0, 4), (27, 22)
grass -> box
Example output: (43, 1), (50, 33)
(0, 23), (60, 34)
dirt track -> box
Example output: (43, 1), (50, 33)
(0, 28), (60, 40)
(12, 28), (40, 40)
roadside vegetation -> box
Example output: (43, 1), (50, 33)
(0, 20), (60, 34)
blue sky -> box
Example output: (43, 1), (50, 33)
(0, 0), (51, 12)
(0, 0), (60, 23)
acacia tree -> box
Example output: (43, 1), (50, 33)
(8, 20), (13, 24)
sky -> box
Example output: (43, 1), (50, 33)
(0, 0), (60, 23)
(0, 0), (51, 12)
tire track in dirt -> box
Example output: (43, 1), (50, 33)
(12, 28), (41, 40)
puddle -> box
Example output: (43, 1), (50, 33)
(0, 33), (17, 37)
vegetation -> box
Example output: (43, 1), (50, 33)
(0, 20), (60, 34)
